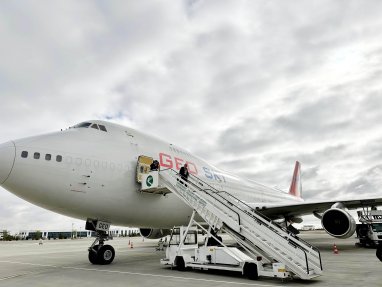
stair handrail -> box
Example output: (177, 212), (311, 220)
(160, 168), (322, 272)
(186, 172), (321, 274)
(160, 168), (242, 226)
(187, 172), (321, 254)
(185, 170), (322, 269)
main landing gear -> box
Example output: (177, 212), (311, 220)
(86, 219), (115, 265)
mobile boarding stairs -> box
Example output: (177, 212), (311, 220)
(141, 168), (323, 280)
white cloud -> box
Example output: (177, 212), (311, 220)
(1, 0), (382, 232)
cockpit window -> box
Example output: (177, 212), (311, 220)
(99, 125), (107, 132)
(73, 122), (92, 128)
(72, 122), (108, 132)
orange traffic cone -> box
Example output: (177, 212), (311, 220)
(128, 239), (130, 246)
(333, 243), (339, 254)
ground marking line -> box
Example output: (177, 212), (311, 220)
(0, 271), (40, 281)
(0, 260), (274, 287)
(0, 275), (22, 281)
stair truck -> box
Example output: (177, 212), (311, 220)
(139, 166), (322, 281)
(356, 209), (382, 247)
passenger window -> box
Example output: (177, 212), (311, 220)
(91, 124), (99, 130)
(99, 125), (107, 132)
(21, 151), (28, 158)
(56, 155), (62, 162)
(45, 154), (51, 161)
(34, 152), (40, 159)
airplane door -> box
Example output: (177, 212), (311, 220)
(136, 155), (153, 183)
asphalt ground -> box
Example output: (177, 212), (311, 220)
(0, 231), (380, 287)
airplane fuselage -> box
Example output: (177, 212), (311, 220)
(0, 120), (302, 228)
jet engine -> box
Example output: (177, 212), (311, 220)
(321, 203), (356, 239)
(139, 228), (171, 239)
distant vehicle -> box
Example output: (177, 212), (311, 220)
(1, 120), (382, 264)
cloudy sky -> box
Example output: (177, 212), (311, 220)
(1, 0), (382, 233)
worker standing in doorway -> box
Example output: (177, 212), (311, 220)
(179, 163), (189, 181)
(150, 160), (160, 171)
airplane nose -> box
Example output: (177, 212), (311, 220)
(0, 141), (16, 185)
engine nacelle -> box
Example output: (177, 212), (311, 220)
(321, 208), (356, 239)
(139, 228), (171, 239)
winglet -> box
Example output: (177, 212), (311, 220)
(289, 161), (302, 198)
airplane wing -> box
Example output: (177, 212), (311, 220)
(255, 161), (382, 219)
(257, 198), (382, 218)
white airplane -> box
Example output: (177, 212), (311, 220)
(0, 120), (381, 264)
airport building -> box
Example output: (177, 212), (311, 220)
(17, 228), (139, 240)
(108, 228), (140, 237)
(300, 225), (316, 231)
(17, 230), (94, 240)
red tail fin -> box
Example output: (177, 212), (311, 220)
(289, 161), (302, 198)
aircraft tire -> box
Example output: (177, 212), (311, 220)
(88, 245), (100, 264)
(97, 245), (115, 265)
(243, 262), (258, 280)
(175, 256), (186, 271)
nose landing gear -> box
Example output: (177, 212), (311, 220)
(86, 219), (115, 265)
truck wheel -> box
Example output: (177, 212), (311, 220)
(243, 262), (258, 280)
(175, 256), (186, 271)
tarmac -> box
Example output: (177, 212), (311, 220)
(0, 230), (380, 287)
